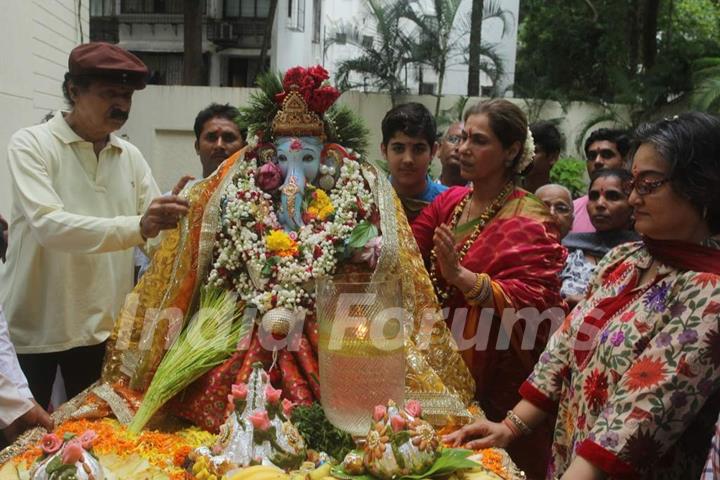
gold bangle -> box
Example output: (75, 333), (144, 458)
(506, 410), (532, 436)
(469, 280), (492, 306)
(464, 273), (487, 299)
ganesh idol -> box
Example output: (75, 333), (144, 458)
(98, 66), (475, 432)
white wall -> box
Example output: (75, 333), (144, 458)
(103, 86), (630, 194)
(0, 0), (89, 219)
(272, 0), (324, 72)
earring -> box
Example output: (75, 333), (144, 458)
(703, 206), (709, 219)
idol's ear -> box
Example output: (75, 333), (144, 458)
(316, 143), (348, 191)
(256, 143), (278, 165)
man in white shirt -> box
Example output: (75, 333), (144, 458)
(0, 306), (53, 444)
(0, 42), (190, 409)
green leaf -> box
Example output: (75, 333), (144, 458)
(347, 221), (378, 249)
(399, 448), (478, 480)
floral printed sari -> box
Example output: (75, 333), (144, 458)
(522, 239), (720, 479)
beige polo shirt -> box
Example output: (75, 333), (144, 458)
(0, 111), (160, 353)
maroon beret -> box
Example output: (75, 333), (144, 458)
(68, 42), (149, 90)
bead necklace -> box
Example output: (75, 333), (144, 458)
(429, 182), (515, 304)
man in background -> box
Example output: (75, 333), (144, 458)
(572, 128), (630, 233)
(436, 121), (466, 187)
(525, 121), (564, 193)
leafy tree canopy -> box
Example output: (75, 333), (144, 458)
(516, 0), (720, 111)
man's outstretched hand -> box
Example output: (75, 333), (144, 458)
(3, 401), (54, 443)
(139, 176), (193, 240)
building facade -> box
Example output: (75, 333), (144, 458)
(0, 0), (89, 220)
(89, 0), (324, 86)
(323, 0), (519, 97)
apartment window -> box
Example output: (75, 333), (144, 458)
(120, 0), (205, 14)
(419, 82), (436, 95)
(90, 0), (115, 16)
(225, 0), (270, 18)
(288, 0), (305, 31)
(312, 0), (321, 43)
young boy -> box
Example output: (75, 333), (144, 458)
(381, 103), (444, 223)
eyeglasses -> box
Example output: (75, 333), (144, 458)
(545, 202), (572, 215)
(588, 190), (626, 202)
(586, 149), (618, 162)
(628, 175), (670, 196)
(445, 134), (462, 145)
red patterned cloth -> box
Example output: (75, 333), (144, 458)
(412, 186), (567, 479)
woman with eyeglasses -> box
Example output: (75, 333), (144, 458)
(561, 169), (640, 308)
(412, 99), (567, 479)
(443, 112), (720, 480)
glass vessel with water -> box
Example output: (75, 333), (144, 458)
(316, 273), (405, 436)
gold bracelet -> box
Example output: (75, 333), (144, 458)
(468, 280), (492, 306)
(464, 273), (487, 299)
(506, 410), (532, 436)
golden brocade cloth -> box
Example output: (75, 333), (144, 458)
(101, 148), (476, 423)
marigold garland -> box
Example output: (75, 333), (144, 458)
(11, 418), (215, 478)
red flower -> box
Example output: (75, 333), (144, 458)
(283, 66), (307, 90)
(695, 272), (719, 289)
(603, 261), (632, 286)
(703, 301), (720, 317)
(308, 85), (341, 114)
(308, 65), (330, 84)
(583, 369), (609, 411)
(625, 357), (665, 392)
(628, 406), (653, 422)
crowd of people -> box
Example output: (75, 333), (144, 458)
(1, 42), (719, 480)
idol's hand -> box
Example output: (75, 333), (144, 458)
(441, 418), (514, 450)
(433, 223), (461, 283)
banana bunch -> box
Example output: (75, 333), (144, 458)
(228, 465), (290, 480)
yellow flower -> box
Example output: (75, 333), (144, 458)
(307, 190), (334, 221)
(266, 230), (297, 254)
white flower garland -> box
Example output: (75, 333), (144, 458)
(207, 153), (376, 315)
(516, 128), (535, 174)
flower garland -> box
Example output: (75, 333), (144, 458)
(515, 128), (535, 174)
(207, 153), (376, 315)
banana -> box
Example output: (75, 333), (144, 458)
(307, 463), (332, 480)
(229, 465), (289, 480)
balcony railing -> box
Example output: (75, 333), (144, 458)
(206, 18), (268, 49)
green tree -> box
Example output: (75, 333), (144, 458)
(516, 0), (720, 114)
(334, 0), (411, 105)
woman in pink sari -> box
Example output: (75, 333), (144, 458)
(412, 99), (567, 478)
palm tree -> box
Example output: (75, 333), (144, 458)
(467, 0), (483, 96)
(334, 0), (411, 106)
(690, 57), (720, 113)
(402, 0), (465, 117)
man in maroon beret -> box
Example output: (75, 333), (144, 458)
(0, 42), (192, 410)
